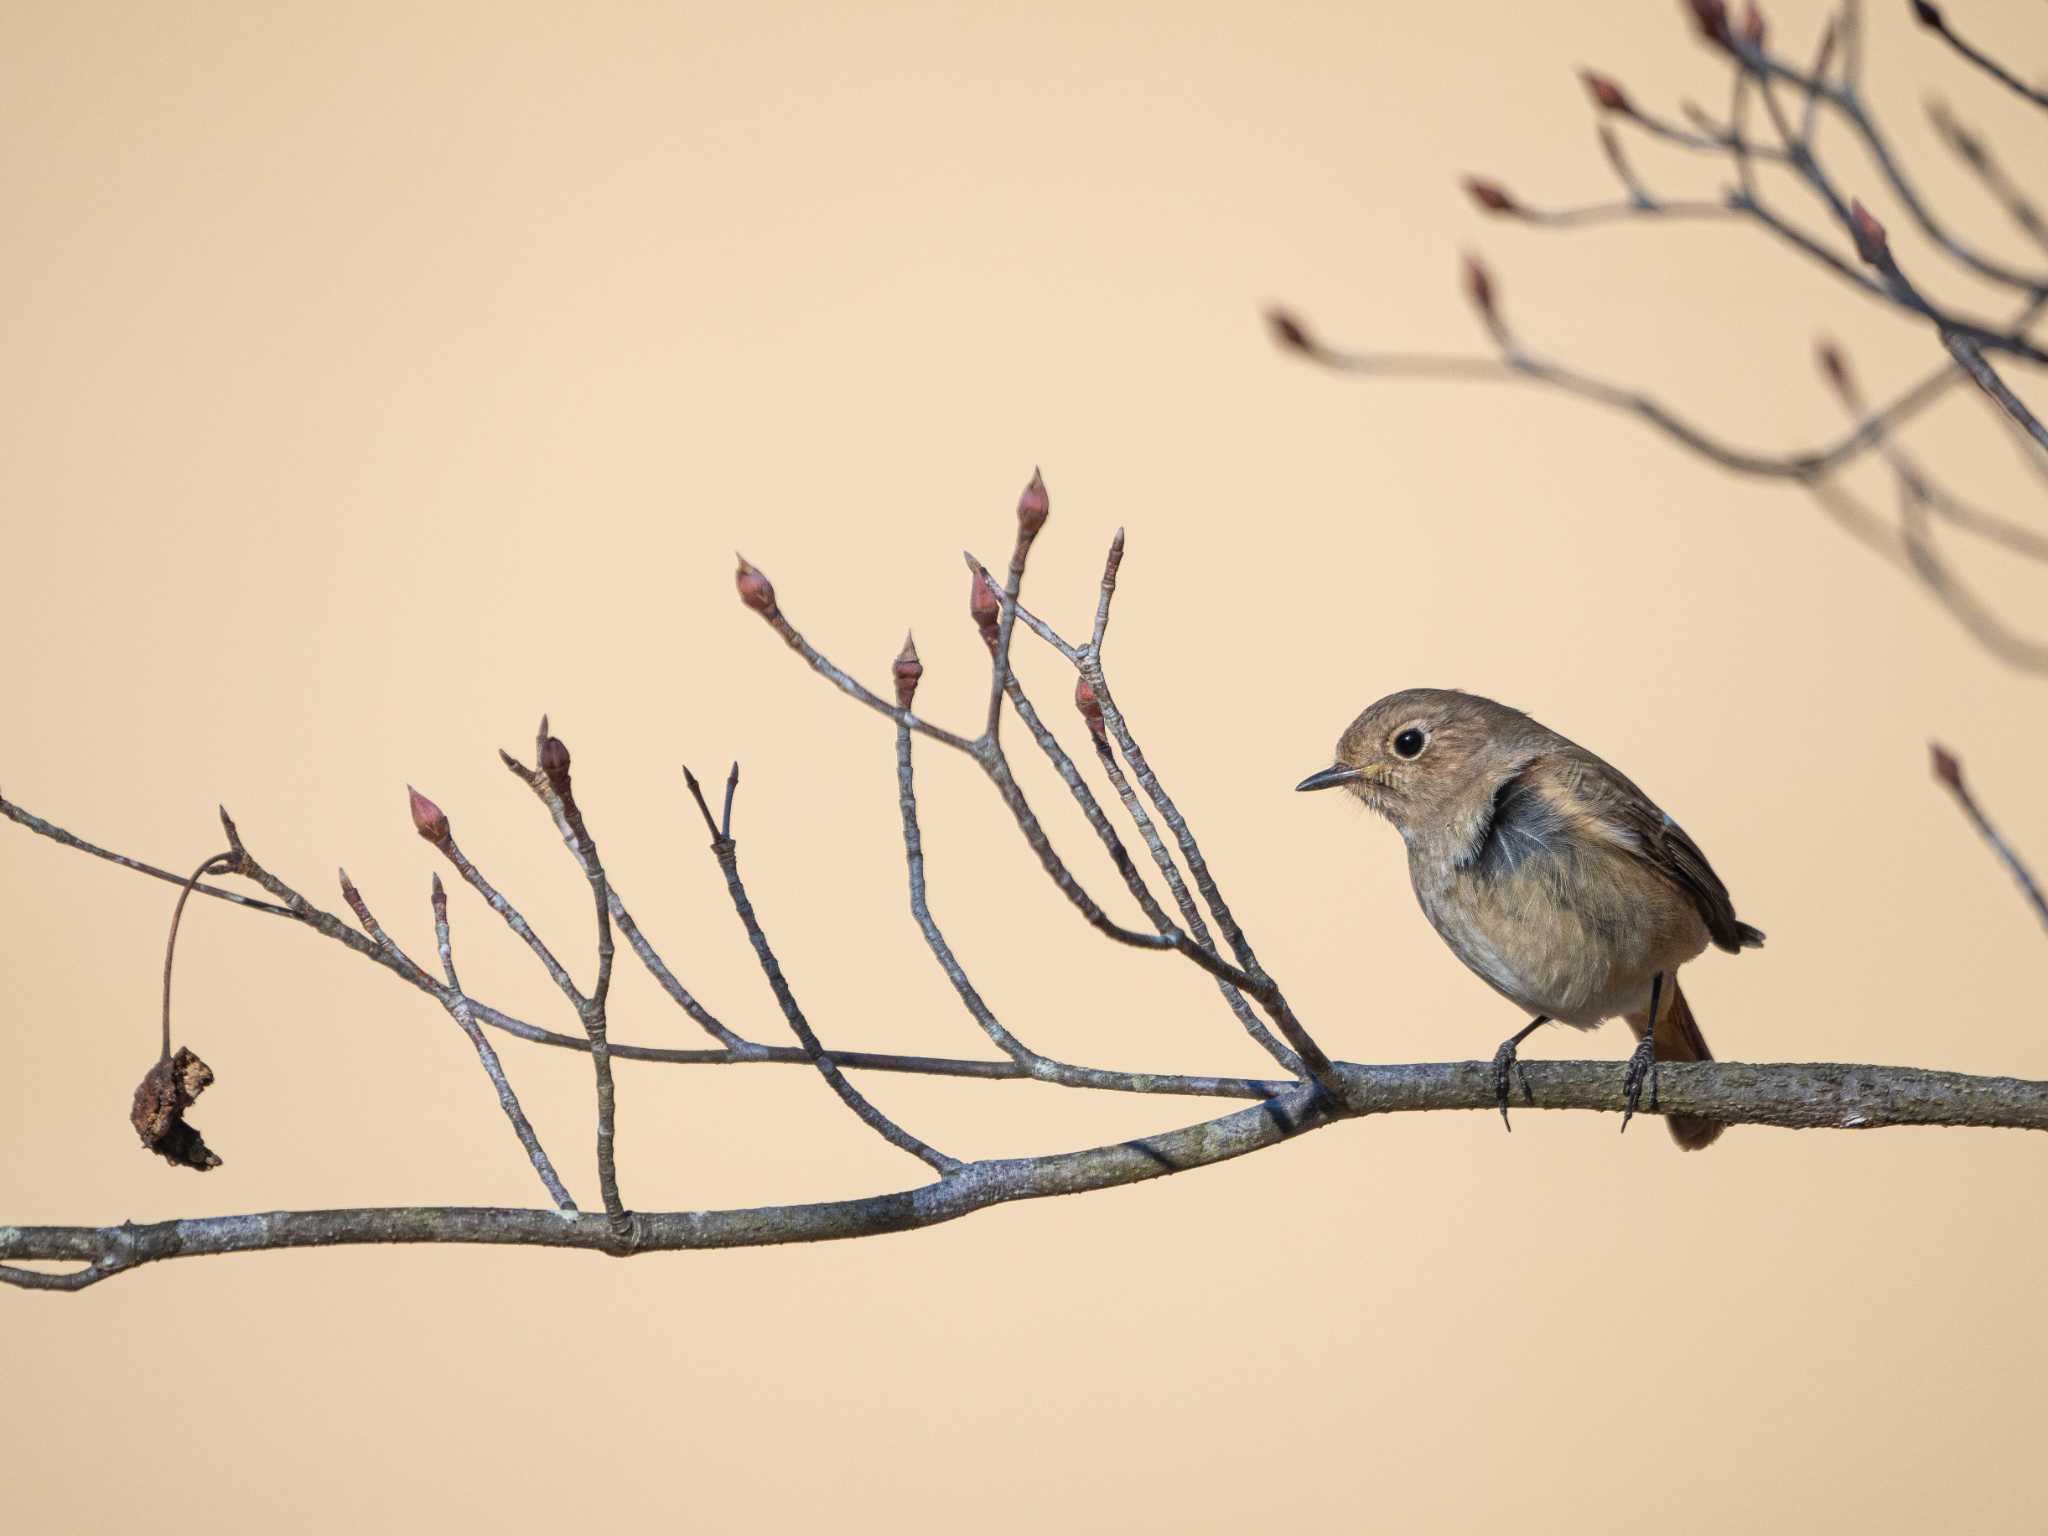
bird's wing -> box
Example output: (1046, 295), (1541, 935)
(1534, 749), (1762, 954)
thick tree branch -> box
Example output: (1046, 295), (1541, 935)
(7, 1057), (2045, 1290)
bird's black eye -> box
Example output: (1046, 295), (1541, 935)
(1393, 727), (1426, 759)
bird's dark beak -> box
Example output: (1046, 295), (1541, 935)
(1295, 764), (1363, 793)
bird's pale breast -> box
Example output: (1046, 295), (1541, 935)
(1408, 832), (1711, 1027)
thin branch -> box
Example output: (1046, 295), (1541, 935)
(1807, 475), (2048, 671)
(335, 867), (577, 1209)
(961, 545), (1339, 1091)
(1818, 339), (2048, 565)
(737, 556), (979, 753)
(1753, 37), (2048, 297)
(413, 782), (630, 1225)
(1911, 1), (2048, 114)
(426, 817), (585, 1009)
(1942, 330), (2048, 456)
(498, 745), (753, 1051)
(685, 763), (961, 1175)
(983, 470), (1047, 744)
(1925, 97), (2048, 257)
(1084, 664), (1337, 1089)
(1273, 313), (1965, 482)
(892, 714), (1274, 1096)
(430, 875), (580, 1211)
(532, 726), (626, 1227)
(894, 714), (1033, 1067)
(1930, 745), (2048, 936)
(160, 853), (234, 1062)
(1, 789), (1279, 1100)
(1007, 668), (1298, 1070)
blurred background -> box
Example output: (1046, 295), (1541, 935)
(4, 1), (2046, 1530)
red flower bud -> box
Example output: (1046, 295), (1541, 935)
(1075, 675), (1107, 741)
(408, 786), (449, 844)
(1930, 742), (1963, 792)
(540, 733), (571, 791)
(734, 555), (777, 616)
(1849, 199), (1889, 265)
(1580, 70), (1631, 114)
(1463, 177), (1515, 215)
(893, 633), (922, 709)
(969, 568), (1001, 649)
(1688, 0), (1731, 45)
(1266, 307), (1315, 353)
(1017, 469), (1049, 538)
(1739, 2), (1765, 46)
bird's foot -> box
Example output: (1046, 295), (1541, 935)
(1490, 1031), (1539, 1133)
(1620, 1033), (1659, 1134)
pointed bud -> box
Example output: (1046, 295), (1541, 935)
(969, 568), (1001, 649)
(1688, 0), (1731, 45)
(1075, 676), (1107, 741)
(1462, 254), (1497, 324)
(1017, 470), (1049, 539)
(892, 633), (923, 709)
(1580, 70), (1631, 114)
(540, 733), (571, 792)
(734, 555), (777, 616)
(1849, 199), (1889, 264)
(1911, 0), (1943, 29)
(1930, 742), (1963, 792)
(1738, 2), (1765, 46)
(1463, 177), (1515, 215)
(1266, 307), (1315, 353)
(408, 786), (449, 844)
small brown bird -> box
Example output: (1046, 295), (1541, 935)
(1296, 688), (1762, 1149)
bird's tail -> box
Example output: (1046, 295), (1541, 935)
(1626, 976), (1724, 1151)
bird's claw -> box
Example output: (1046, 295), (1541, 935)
(1620, 1034), (1660, 1134)
(1491, 1037), (1537, 1132)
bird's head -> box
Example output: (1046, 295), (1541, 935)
(1295, 687), (1535, 839)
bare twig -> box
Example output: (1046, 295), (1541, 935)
(0, 789), (1283, 1101)
(1911, 1), (2048, 114)
(432, 875), (579, 1210)
(685, 763), (960, 1175)
(160, 853), (234, 1062)
(1930, 745), (2048, 936)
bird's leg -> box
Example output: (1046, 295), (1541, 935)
(1490, 1015), (1548, 1132)
(1621, 971), (1663, 1134)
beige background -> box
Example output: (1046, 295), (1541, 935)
(4, 1), (2047, 1530)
